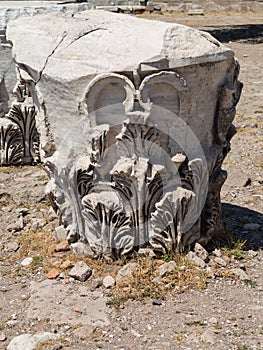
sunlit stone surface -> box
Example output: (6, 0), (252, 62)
(7, 10), (242, 259)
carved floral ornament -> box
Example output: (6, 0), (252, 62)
(48, 70), (210, 260)
(0, 80), (40, 166)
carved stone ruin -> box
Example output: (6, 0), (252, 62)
(0, 1), (94, 166)
(0, 80), (40, 165)
(7, 10), (242, 259)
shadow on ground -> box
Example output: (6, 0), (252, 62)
(221, 203), (263, 250)
(206, 24), (263, 43)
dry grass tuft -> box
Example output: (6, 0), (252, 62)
(4, 227), (208, 307)
(107, 254), (207, 309)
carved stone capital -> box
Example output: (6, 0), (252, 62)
(6, 11), (242, 258)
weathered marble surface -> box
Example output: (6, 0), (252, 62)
(0, 1), (94, 165)
(7, 10), (242, 259)
(0, 1), (94, 30)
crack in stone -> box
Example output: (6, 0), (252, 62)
(37, 31), (68, 83)
(66, 27), (107, 48)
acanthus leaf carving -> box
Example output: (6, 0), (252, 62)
(149, 187), (193, 255)
(0, 121), (23, 165)
(72, 116), (206, 258)
(82, 190), (133, 259)
(0, 80), (40, 166)
(44, 67), (240, 259)
(8, 102), (39, 163)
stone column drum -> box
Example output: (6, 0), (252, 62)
(7, 10), (242, 259)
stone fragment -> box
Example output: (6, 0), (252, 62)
(116, 262), (138, 282)
(1, 206), (12, 213)
(20, 257), (33, 267)
(7, 220), (23, 232)
(103, 276), (116, 288)
(243, 223), (261, 231)
(179, 265), (186, 271)
(186, 251), (206, 269)
(90, 278), (103, 290)
(230, 268), (249, 280)
(157, 261), (177, 277)
(5, 242), (19, 252)
(214, 257), (227, 267)
(53, 225), (68, 241)
(0, 2), (93, 31)
(7, 10), (242, 259)
(21, 294), (30, 301)
(15, 207), (29, 217)
(194, 243), (209, 262)
(212, 249), (222, 257)
(201, 329), (216, 344)
(6, 320), (17, 327)
(46, 268), (60, 279)
(54, 240), (70, 252)
(209, 317), (218, 325)
(205, 266), (215, 278)
(30, 218), (46, 231)
(0, 333), (6, 341)
(70, 242), (95, 257)
(247, 250), (258, 258)
(7, 332), (58, 350)
(137, 248), (156, 258)
(152, 299), (162, 306)
(152, 276), (162, 284)
(69, 261), (92, 282)
(222, 254), (230, 263)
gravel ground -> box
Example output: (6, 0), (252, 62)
(0, 12), (262, 350)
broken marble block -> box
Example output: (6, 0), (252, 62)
(0, 1), (94, 166)
(7, 10), (242, 259)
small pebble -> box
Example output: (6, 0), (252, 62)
(213, 249), (222, 258)
(103, 276), (115, 289)
(0, 333), (6, 341)
(214, 257), (227, 267)
(21, 257), (33, 267)
(209, 317), (218, 325)
(5, 242), (19, 252)
(46, 268), (60, 279)
(54, 241), (70, 252)
(70, 261), (92, 282)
